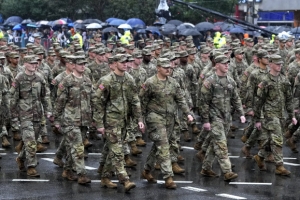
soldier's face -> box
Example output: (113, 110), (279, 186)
(216, 62), (229, 74)
(25, 63), (37, 72)
(116, 61), (127, 72)
(74, 63), (86, 74)
(10, 57), (19, 65)
(270, 63), (282, 73)
(157, 66), (171, 77)
(260, 57), (269, 65)
(188, 54), (195, 61)
(134, 58), (141, 65)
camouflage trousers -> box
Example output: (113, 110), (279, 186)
(101, 125), (129, 181)
(0, 126), (8, 138)
(257, 117), (284, 166)
(243, 119), (261, 147)
(61, 126), (86, 175)
(202, 120), (232, 173)
(18, 121), (40, 167)
(287, 114), (300, 142)
(196, 127), (210, 151)
(127, 119), (142, 143)
(144, 113), (175, 179)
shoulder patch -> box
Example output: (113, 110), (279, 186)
(58, 83), (65, 90)
(99, 84), (105, 91)
(203, 80), (211, 89)
(141, 84), (146, 90)
(11, 82), (16, 88)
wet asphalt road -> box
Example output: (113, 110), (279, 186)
(0, 117), (300, 200)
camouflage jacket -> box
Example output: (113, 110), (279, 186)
(286, 60), (300, 87)
(10, 72), (51, 122)
(92, 72), (142, 128)
(244, 47), (253, 66)
(140, 61), (156, 79)
(128, 67), (147, 88)
(0, 74), (10, 122)
(86, 61), (110, 86)
(8, 64), (24, 79)
(240, 63), (258, 105)
(38, 61), (53, 85)
(0, 66), (14, 86)
(52, 62), (66, 78)
(54, 73), (94, 127)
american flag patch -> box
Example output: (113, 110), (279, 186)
(99, 84), (105, 90)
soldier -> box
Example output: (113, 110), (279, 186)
(18, 47), (27, 66)
(92, 54), (144, 192)
(253, 54), (296, 176)
(199, 55), (246, 181)
(33, 33), (46, 55)
(46, 50), (57, 69)
(140, 49), (156, 78)
(52, 51), (69, 78)
(286, 48), (300, 88)
(54, 56), (93, 184)
(278, 39), (288, 62)
(11, 55), (52, 177)
(244, 38), (254, 66)
(140, 57), (194, 189)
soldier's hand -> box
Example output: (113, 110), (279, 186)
(294, 110), (299, 113)
(292, 117), (297, 125)
(246, 110), (254, 116)
(97, 128), (105, 134)
(55, 124), (61, 130)
(203, 122), (211, 131)
(255, 122), (261, 130)
(138, 122), (145, 133)
(242, 105), (246, 109)
(240, 116), (246, 123)
(187, 114), (194, 122)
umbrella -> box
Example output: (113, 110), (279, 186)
(167, 19), (183, 26)
(146, 26), (160, 32)
(133, 24), (146, 29)
(54, 19), (67, 25)
(213, 26), (222, 31)
(21, 19), (33, 24)
(36, 20), (49, 26)
(60, 18), (72, 23)
(102, 27), (118, 33)
(126, 18), (145, 27)
(27, 23), (37, 28)
(12, 24), (23, 31)
(177, 23), (194, 31)
(160, 24), (177, 35)
(106, 18), (120, 23)
(118, 24), (132, 29)
(83, 19), (102, 24)
(179, 28), (202, 36)
(74, 23), (86, 30)
(195, 22), (214, 32)
(230, 27), (244, 34)
(6, 22), (20, 27)
(3, 16), (23, 25)
(75, 19), (83, 24)
(136, 29), (146, 34)
(68, 23), (74, 27)
(109, 19), (126, 26)
(291, 27), (300, 34)
(153, 17), (166, 25)
(86, 23), (102, 29)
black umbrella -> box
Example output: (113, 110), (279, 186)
(5, 22), (20, 27)
(102, 27), (118, 33)
(83, 19), (102, 24)
(146, 26), (160, 32)
(179, 28), (202, 36)
(137, 29), (146, 34)
(74, 23), (86, 30)
(3, 16), (23, 25)
(177, 23), (194, 31)
(195, 22), (214, 32)
(167, 19), (183, 26)
(21, 19), (33, 24)
(160, 24), (177, 35)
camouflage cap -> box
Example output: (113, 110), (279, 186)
(257, 36), (264, 40)
(24, 55), (38, 63)
(34, 48), (44, 55)
(95, 43), (105, 48)
(173, 42), (179, 47)
(157, 58), (171, 68)
(152, 44), (161, 50)
(263, 38), (270, 43)
(164, 37), (171, 43)
(187, 43), (195, 48)
(142, 49), (151, 56)
(26, 43), (34, 48)
(65, 55), (76, 63)
(279, 38), (286, 43)
(108, 56), (116, 64)
(251, 49), (258, 55)
(257, 49), (269, 58)
(19, 47), (27, 53)
(269, 54), (283, 64)
(74, 51), (85, 56)
(179, 41), (186, 46)
(185, 36), (193, 41)
(52, 42), (60, 47)
(145, 38), (152, 43)
(115, 54), (127, 62)
(115, 47), (126, 54)
(0, 38), (7, 42)
(75, 56), (88, 64)
(245, 38), (253, 43)
(138, 39), (145, 44)
(94, 34), (101, 38)
(55, 46), (63, 52)
(33, 33), (42, 38)
(187, 49), (196, 55)
(157, 39), (164, 45)
(132, 51), (142, 58)
(48, 50), (56, 56)
(294, 48), (300, 54)
(9, 52), (20, 58)
(233, 39), (241, 43)
(0, 52), (5, 59)
(107, 40), (116, 45)
(201, 47), (211, 54)
(286, 37), (294, 42)
(12, 45), (19, 51)
(215, 55), (229, 64)
(212, 50), (223, 58)
(105, 47), (113, 53)
(88, 46), (96, 52)
(7, 42), (14, 47)
(125, 44), (135, 50)
(179, 50), (188, 57)
(126, 54), (134, 61)
(59, 50), (70, 58)
(89, 39), (96, 44)
(234, 48), (244, 55)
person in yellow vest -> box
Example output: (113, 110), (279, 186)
(72, 29), (83, 47)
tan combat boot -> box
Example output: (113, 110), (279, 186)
(286, 137), (298, 153)
(15, 141), (24, 154)
(284, 130), (292, 139)
(52, 126), (61, 135)
(13, 131), (22, 141)
(241, 145), (252, 158)
(172, 162), (185, 174)
(192, 124), (200, 134)
(123, 179), (136, 192)
(78, 174), (91, 184)
(165, 177), (177, 189)
(130, 141), (142, 155)
(2, 136), (11, 147)
(141, 170), (157, 183)
(230, 125), (238, 131)
(253, 155), (266, 171)
(154, 163), (161, 170)
(101, 177), (118, 188)
(41, 136), (50, 144)
(16, 157), (26, 171)
(177, 155), (185, 163)
(265, 153), (275, 163)
(196, 150), (206, 162)
(37, 143), (47, 152)
(182, 130), (191, 142)
(62, 170), (78, 181)
(124, 155), (137, 167)
(136, 137), (146, 146)
(275, 165), (291, 176)
(240, 135), (248, 143)
(83, 138), (93, 148)
(224, 172), (238, 181)
(53, 156), (64, 168)
(200, 169), (218, 177)
(27, 167), (40, 177)
(193, 142), (202, 150)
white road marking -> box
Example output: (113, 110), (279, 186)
(239, 128), (244, 131)
(0, 153), (7, 155)
(41, 158), (97, 170)
(12, 179), (49, 182)
(228, 156), (240, 158)
(283, 157), (297, 160)
(215, 193), (247, 199)
(0, 148), (5, 150)
(181, 146), (195, 150)
(87, 153), (102, 156)
(91, 180), (118, 183)
(283, 162), (300, 166)
(181, 186), (207, 192)
(155, 180), (193, 184)
(229, 182), (272, 185)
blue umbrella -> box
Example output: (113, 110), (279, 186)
(126, 18), (145, 27)
(60, 18), (72, 23)
(4, 16), (23, 25)
(137, 29), (146, 34)
(230, 27), (244, 34)
(109, 19), (126, 26)
(146, 26), (159, 32)
(27, 23), (37, 28)
(106, 18), (121, 23)
(12, 24), (23, 31)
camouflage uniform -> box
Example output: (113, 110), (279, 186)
(0, 74), (10, 139)
(140, 49), (157, 78)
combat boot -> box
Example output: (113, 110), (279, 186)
(141, 170), (157, 183)
(15, 141), (24, 154)
(37, 143), (47, 152)
(240, 135), (248, 143)
(154, 163), (161, 170)
(275, 165), (291, 176)
(228, 130), (235, 139)
(16, 157), (26, 171)
(123, 179), (136, 192)
(224, 172), (238, 181)
(41, 136), (50, 144)
(192, 124), (200, 134)
(182, 130), (191, 142)
(136, 137), (146, 146)
(177, 155), (185, 163)
(241, 145), (252, 158)
(53, 156), (64, 168)
(196, 150), (206, 162)
(27, 167), (40, 177)
(286, 137), (298, 153)
(193, 142), (202, 150)
(78, 174), (91, 184)
(230, 125), (238, 131)
(62, 170), (78, 181)
(13, 131), (21, 141)
(97, 165), (104, 174)
(52, 126), (61, 135)
(200, 169), (218, 177)
(2, 136), (11, 147)
(124, 155), (137, 167)
(265, 153), (275, 163)
(284, 130), (292, 139)
(253, 155), (266, 171)
(172, 162), (185, 174)
(130, 141), (142, 155)
(165, 177), (177, 189)
(101, 177), (118, 188)
(83, 138), (93, 148)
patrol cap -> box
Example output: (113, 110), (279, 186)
(55, 46), (63, 52)
(179, 41), (186, 46)
(233, 39), (241, 43)
(59, 50), (70, 58)
(52, 42), (60, 47)
(74, 51), (85, 56)
(185, 35), (193, 41)
(115, 47), (126, 54)
(187, 43), (195, 48)
(215, 55), (230, 64)
(107, 40), (116, 45)
(234, 48), (244, 55)
(0, 52), (5, 59)
(279, 38), (286, 43)
(257, 36), (263, 40)
(0, 38), (7, 42)
(75, 56), (88, 64)
(88, 46), (96, 52)
(33, 33), (42, 38)
(34, 48), (44, 55)
(24, 55), (38, 64)
(157, 58), (171, 68)
(251, 49), (258, 55)
(145, 38), (152, 43)
(95, 43), (105, 48)
(132, 51), (142, 58)
(201, 47), (211, 54)
(257, 49), (269, 58)
(152, 44), (161, 50)
(286, 37), (293, 42)
(12, 45), (19, 51)
(179, 50), (188, 57)
(269, 54), (283, 64)
(9, 52), (20, 58)
(172, 42), (179, 47)
(187, 49), (196, 55)
(108, 56), (116, 64)
(88, 39), (96, 44)
(65, 55), (76, 63)
(26, 43), (34, 48)
(7, 42), (13, 47)
(125, 44), (135, 50)
(157, 39), (164, 45)
(164, 37), (171, 43)
(294, 48), (300, 54)
(19, 47), (27, 53)
(115, 54), (127, 63)
(94, 34), (101, 38)
(138, 39), (145, 44)
(48, 50), (56, 56)
(126, 54), (134, 61)
(263, 38), (270, 43)
(245, 38), (253, 43)
(142, 49), (151, 56)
